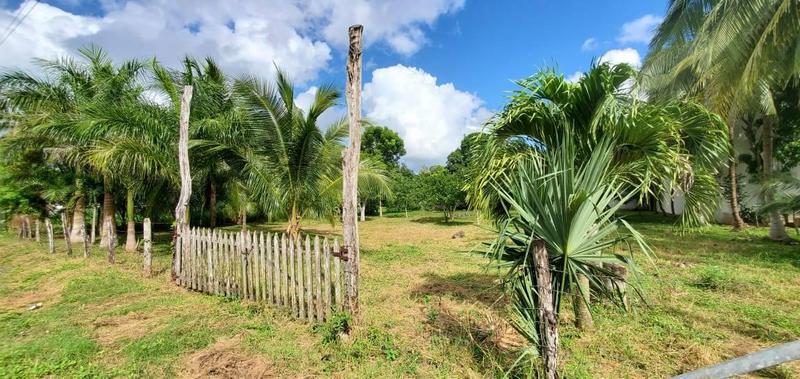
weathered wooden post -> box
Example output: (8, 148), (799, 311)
(45, 219), (55, 254)
(106, 220), (116, 263)
(173, 85), (193, 281)
(143, 218), (152, 277)
(82, 221), (90, 258)
(90, 205), (97, 244)
(342, 24), (364, 314)
(60, 213), (73, 256)
(532, 240), (558, 379)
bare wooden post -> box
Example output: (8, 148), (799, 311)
(532, 240), (558, 379)
(90, 205), (97, 244)
(173, 85), (193, 281)
(82, 221), (90, 258)
(45, 218), (55, 254)
(143, 218), (152, 277)
(60, 212), (72, 256)
(106, 220), (116, 263)
(342, 24), (363, 314)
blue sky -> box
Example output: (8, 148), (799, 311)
(0, 0), (666, 168)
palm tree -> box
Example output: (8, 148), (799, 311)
(469, 63), (729, 227)
(488, 136), (652, 376)
(643, 0), (800, 235)
(233, 71), (388, 235)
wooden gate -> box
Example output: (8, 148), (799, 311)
(175, 226), (345, 322)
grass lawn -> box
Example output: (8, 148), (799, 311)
(0, 211), (798, 378)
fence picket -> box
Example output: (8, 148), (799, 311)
(265, 232), (273, 303)
(314, 235), (323, 322)
(175, 227), (348, 321)
(333, 238), (342, 311)
(297, 235), (306, 320)
(323, 237), (331, 320)
(305, 236), (314, 322)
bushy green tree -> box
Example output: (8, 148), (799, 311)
(361, 125), (405, 168)
(419, 166), (464, 222)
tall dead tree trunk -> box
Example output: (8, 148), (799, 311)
(173, 85), (193, 281)
(532, 240), (558, 379)
(143, 218), (152, 277)
(727, 116), (746, 230)
(60, 212), (72, 256)
(342, 24), (363, 314)
(762, 117), (787, 241)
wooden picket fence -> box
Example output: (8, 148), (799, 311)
(175, 226), (345, 322)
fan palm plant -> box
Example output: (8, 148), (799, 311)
(488, 136), (652, 375)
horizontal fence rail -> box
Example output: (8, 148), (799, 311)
(175, 226), (344, 322)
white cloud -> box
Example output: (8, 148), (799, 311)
(600, 48), (642, 68)
(566, 71), (583, 83)
(0, 0), (462, 81)
(581, 37), (598, 51)
(362, 65), (490, 168)
(618, 14), (663, 44)
(307, 0), (464, 56)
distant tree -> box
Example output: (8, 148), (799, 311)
(386, 165), (422, 217)
(361, 125), (406, 168)
(445, 132), (483, 174)
(419, 166), (464, 222)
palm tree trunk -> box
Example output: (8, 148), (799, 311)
(90, 205), (97, 245)
(762, 117), (787, 240)
(360, 202), (366, 222)
(379, 198), (383, 217)
(209, 180), (217, 228)
(727, 117), (746, 230)
(573, 273), (593, 330)
(100, 178), (116, 246)
(69, 194), (86, 243)
(125, 188), (137, 252)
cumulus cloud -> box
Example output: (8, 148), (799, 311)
(0, 0), (462, 81)
(362, 65), (490, 168)
(617, 14), (663, 44)
(307, 0), (464, 56)
(600, 48), (642, 68)
(580, 37), (598, 51)
(566, 71), (583, 83)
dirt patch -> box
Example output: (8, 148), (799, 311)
(0, 283), (64, 310)
(178, 334), (274, 379)
(93, 312), (164, 346)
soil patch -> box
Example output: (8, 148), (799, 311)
(178, 334), (275, 378)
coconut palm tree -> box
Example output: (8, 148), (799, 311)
(643, 0), (800, 235)
(233, 70), (389, 235)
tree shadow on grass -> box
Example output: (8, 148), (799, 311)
(410, 217), (473, 226)
(412, 272), (505, 309)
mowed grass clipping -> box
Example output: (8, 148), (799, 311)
(0, 211), (798, 378)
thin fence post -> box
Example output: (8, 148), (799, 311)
(106, 220), (116, 264)
(281, 234), (288, 307)
(288, 236), (297, 315)
(143, 218), (152, 277)
(46, 219), (55, 254)
(60, 213), (72, 256)
(274, 234), (281, 305)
